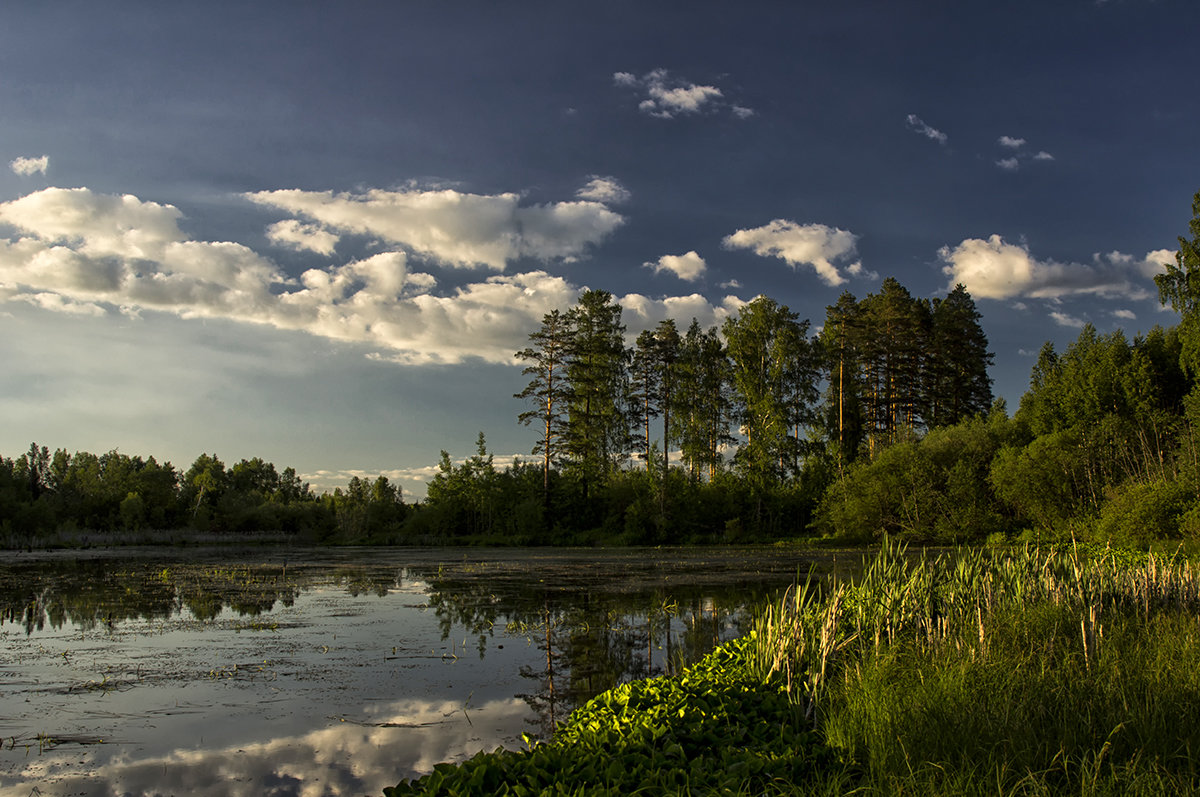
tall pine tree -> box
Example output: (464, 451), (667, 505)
(515, 309), (573, 498)
(858, 278), (928, 453)
(819, 292), (866, 473)
(630, 320), (681, 477)
(565, 290), (631, 497)
(926, 284), (993, 427)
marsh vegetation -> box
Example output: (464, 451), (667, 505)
(390, 543), (1200, 795)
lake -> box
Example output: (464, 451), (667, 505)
(0, 545), (845, 796)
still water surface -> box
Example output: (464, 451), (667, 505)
(0, 546), (840, 796)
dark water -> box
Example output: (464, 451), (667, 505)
(0, 545), (842, 796)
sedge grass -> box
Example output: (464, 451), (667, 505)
(745, 542), (1200, 794)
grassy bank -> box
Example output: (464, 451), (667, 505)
(386, 544), (1200, 795)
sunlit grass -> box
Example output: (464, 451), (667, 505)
(746, 542), (1200, 794)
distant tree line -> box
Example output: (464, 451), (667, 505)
(0, 447), (407, 545)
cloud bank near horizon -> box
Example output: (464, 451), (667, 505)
(0, 185), (737, 365)
(244, 183), (625, 271)
(0, 185), (1172, 367)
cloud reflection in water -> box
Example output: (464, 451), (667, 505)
(8, 696), (528, 797)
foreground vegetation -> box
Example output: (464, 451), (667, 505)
(387, 544), (1200, 795)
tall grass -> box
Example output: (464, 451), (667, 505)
(746, 542), (1200, 794)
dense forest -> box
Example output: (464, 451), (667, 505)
(5, 191), (1199, 550)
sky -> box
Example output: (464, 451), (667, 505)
(1, 0), (1197, 499)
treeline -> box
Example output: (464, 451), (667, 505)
(412, 277), (994, 544)
(0, 447), (408, 545)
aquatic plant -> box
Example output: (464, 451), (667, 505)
(745, 541), (1200, 793)
(384, 637), (833, 796)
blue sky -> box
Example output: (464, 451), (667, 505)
(1, 1), (1196, 498)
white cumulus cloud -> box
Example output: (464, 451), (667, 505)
(939, 235), (1172, 300)
(575, 176), (631, 204)
(614, 68), (750, 120)
(644, 251), (706, 281)
(723, 220), (861, 286)
(0, 188), (285, 325)
(15, 291), (106, 316)
(0, 186), (186, 259)
(245, 186), (623, 271)
(0, 185), (739, 367)
(998, 136), (1026, 148)
(10, 155), (49, 176)
(266, 219), (339, 255)
(619, 292), (743, 336)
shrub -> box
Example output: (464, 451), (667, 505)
(1096, 479), (1193, 547)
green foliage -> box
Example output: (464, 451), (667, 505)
(927, 284), (994, 427)
(389, 545), (1200, 795)
(723, 296), (819, 489)
(630, 319), (681, 480)
(411, 435), (548, 544)
(321, 474), (407, 543)
(818, 292), (867, 472)
(816, 282), (993, 468)
(515, 308), (573, 497)
(384, 637), (833, 796)
(990, 429), (1091, 532)
(672, 319), (732, 482)
(1015, 325), (1172, 437)
(1095, 479), (1194, 548)
(988, 308), (1198, 545)
(505, 277), (998, 544)
(824, 604), (1200, 792)
(565, 290), (631, 495)
(817, 414), (1018, 543)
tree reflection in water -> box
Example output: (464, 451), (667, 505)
(1, 548), (804, 726)
(413, 556), (766, 738)
(0, 546), (836, 794)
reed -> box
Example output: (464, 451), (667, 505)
(745, 542), (1200, 794)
